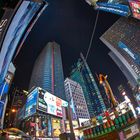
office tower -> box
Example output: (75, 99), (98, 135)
(70, 53), (106, 117)
(64, 78), (90, 121)
(98, 84), (111, 109)
(29, 42), (66, 100)
(100, 17), (140, 88)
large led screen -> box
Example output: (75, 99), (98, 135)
(129, 0), (140, 20)
(52, 118), (61, 137)
(96, 0), (131, 16)
(0, 9), (13, 49)
(118, 41), (140, 65)
(0, 0), (42, 84)
(37, 90), (68, 118)
(25, 88), (38, 118)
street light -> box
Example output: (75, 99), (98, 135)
(11, 109), (16, 113)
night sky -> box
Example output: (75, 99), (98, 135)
(13, 0), (131, 102)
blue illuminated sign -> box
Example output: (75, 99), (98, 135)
(25, 88), (38, 118)
(96, 2), (131, 16)
(118, 41), (140, 65)
(0, 82), (9, 97)
(0, 103), (4, 119)
(0, 1), (42, 84)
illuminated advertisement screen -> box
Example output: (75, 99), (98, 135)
(118, 41), (140, 65)
(0, 82), (9, 98)
(129, 0), (140, 20)
(25, 88), (38, 118)
(0, 0), (42, 84)
(96, 0), (131, 16)
(0, 9), (13, 50)
(0, 102), (4, 120)
(70, 99), (77, 120)
(52, 118), (61, 137)
(37, 91), (68, 117)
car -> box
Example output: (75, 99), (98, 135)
(0, 128), (32, 140)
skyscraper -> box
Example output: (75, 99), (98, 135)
(98, 84), (111, 109)
(100, 17), (140, 88)
(64, 78), (90, 121)
(29, 42), (66, 100)
(70, 53), (106, 117)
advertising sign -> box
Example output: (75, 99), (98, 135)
(136, 93), (140, 106)
(129, 1), (140, 20)
(65, 121), (70, 133)
(0, 0), (42, 84)
(96, 0), (131, 16)
(52, 118), (61, 137)
(118, 41), (140, 65)
(70, 99), (77, 120)
(0, 9), (13, 50)
(0, 102), (4, 120)
(0, 82), (9, 98)
(25, 88), (38, 118)
(37, 90), (68, 118)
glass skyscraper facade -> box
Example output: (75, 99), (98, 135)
(29, 42), (66, 100)
(100, 17), (140, 88)
(70, 53), (106, 117)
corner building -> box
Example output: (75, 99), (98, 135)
(64, 78), (90, 121)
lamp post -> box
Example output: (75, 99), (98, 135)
(6, 107), (17, 128)
(67, 102), (76, 140)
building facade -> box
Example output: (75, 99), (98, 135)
(100, 17), (140, 88)
(64, 78), (90, 121)
(70, 53), (106, 117)
(29, 42), (66, 100)
(0, 0), (47, 84)
(98, 84), (111, 110)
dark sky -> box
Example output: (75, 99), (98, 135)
(13, 0), (130, 102)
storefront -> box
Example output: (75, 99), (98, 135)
(17, 87), (68, 139)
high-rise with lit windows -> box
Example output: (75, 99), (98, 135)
(29, 42), (66, 100)
(100, 17), (140, 88)
(64, 78), (90, 121)
(70, 53), (106, 117)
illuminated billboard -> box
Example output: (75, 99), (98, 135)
(118, 41), (140, 65)
(0, 0), (47, 84)
(37, 90), (68, 118)
(25, 88), (38, 118)
(95, 0), (131, 16)
(0, 9), (13, 50)
(129, 0), (140, 20)
(52, 118), (61, 137)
